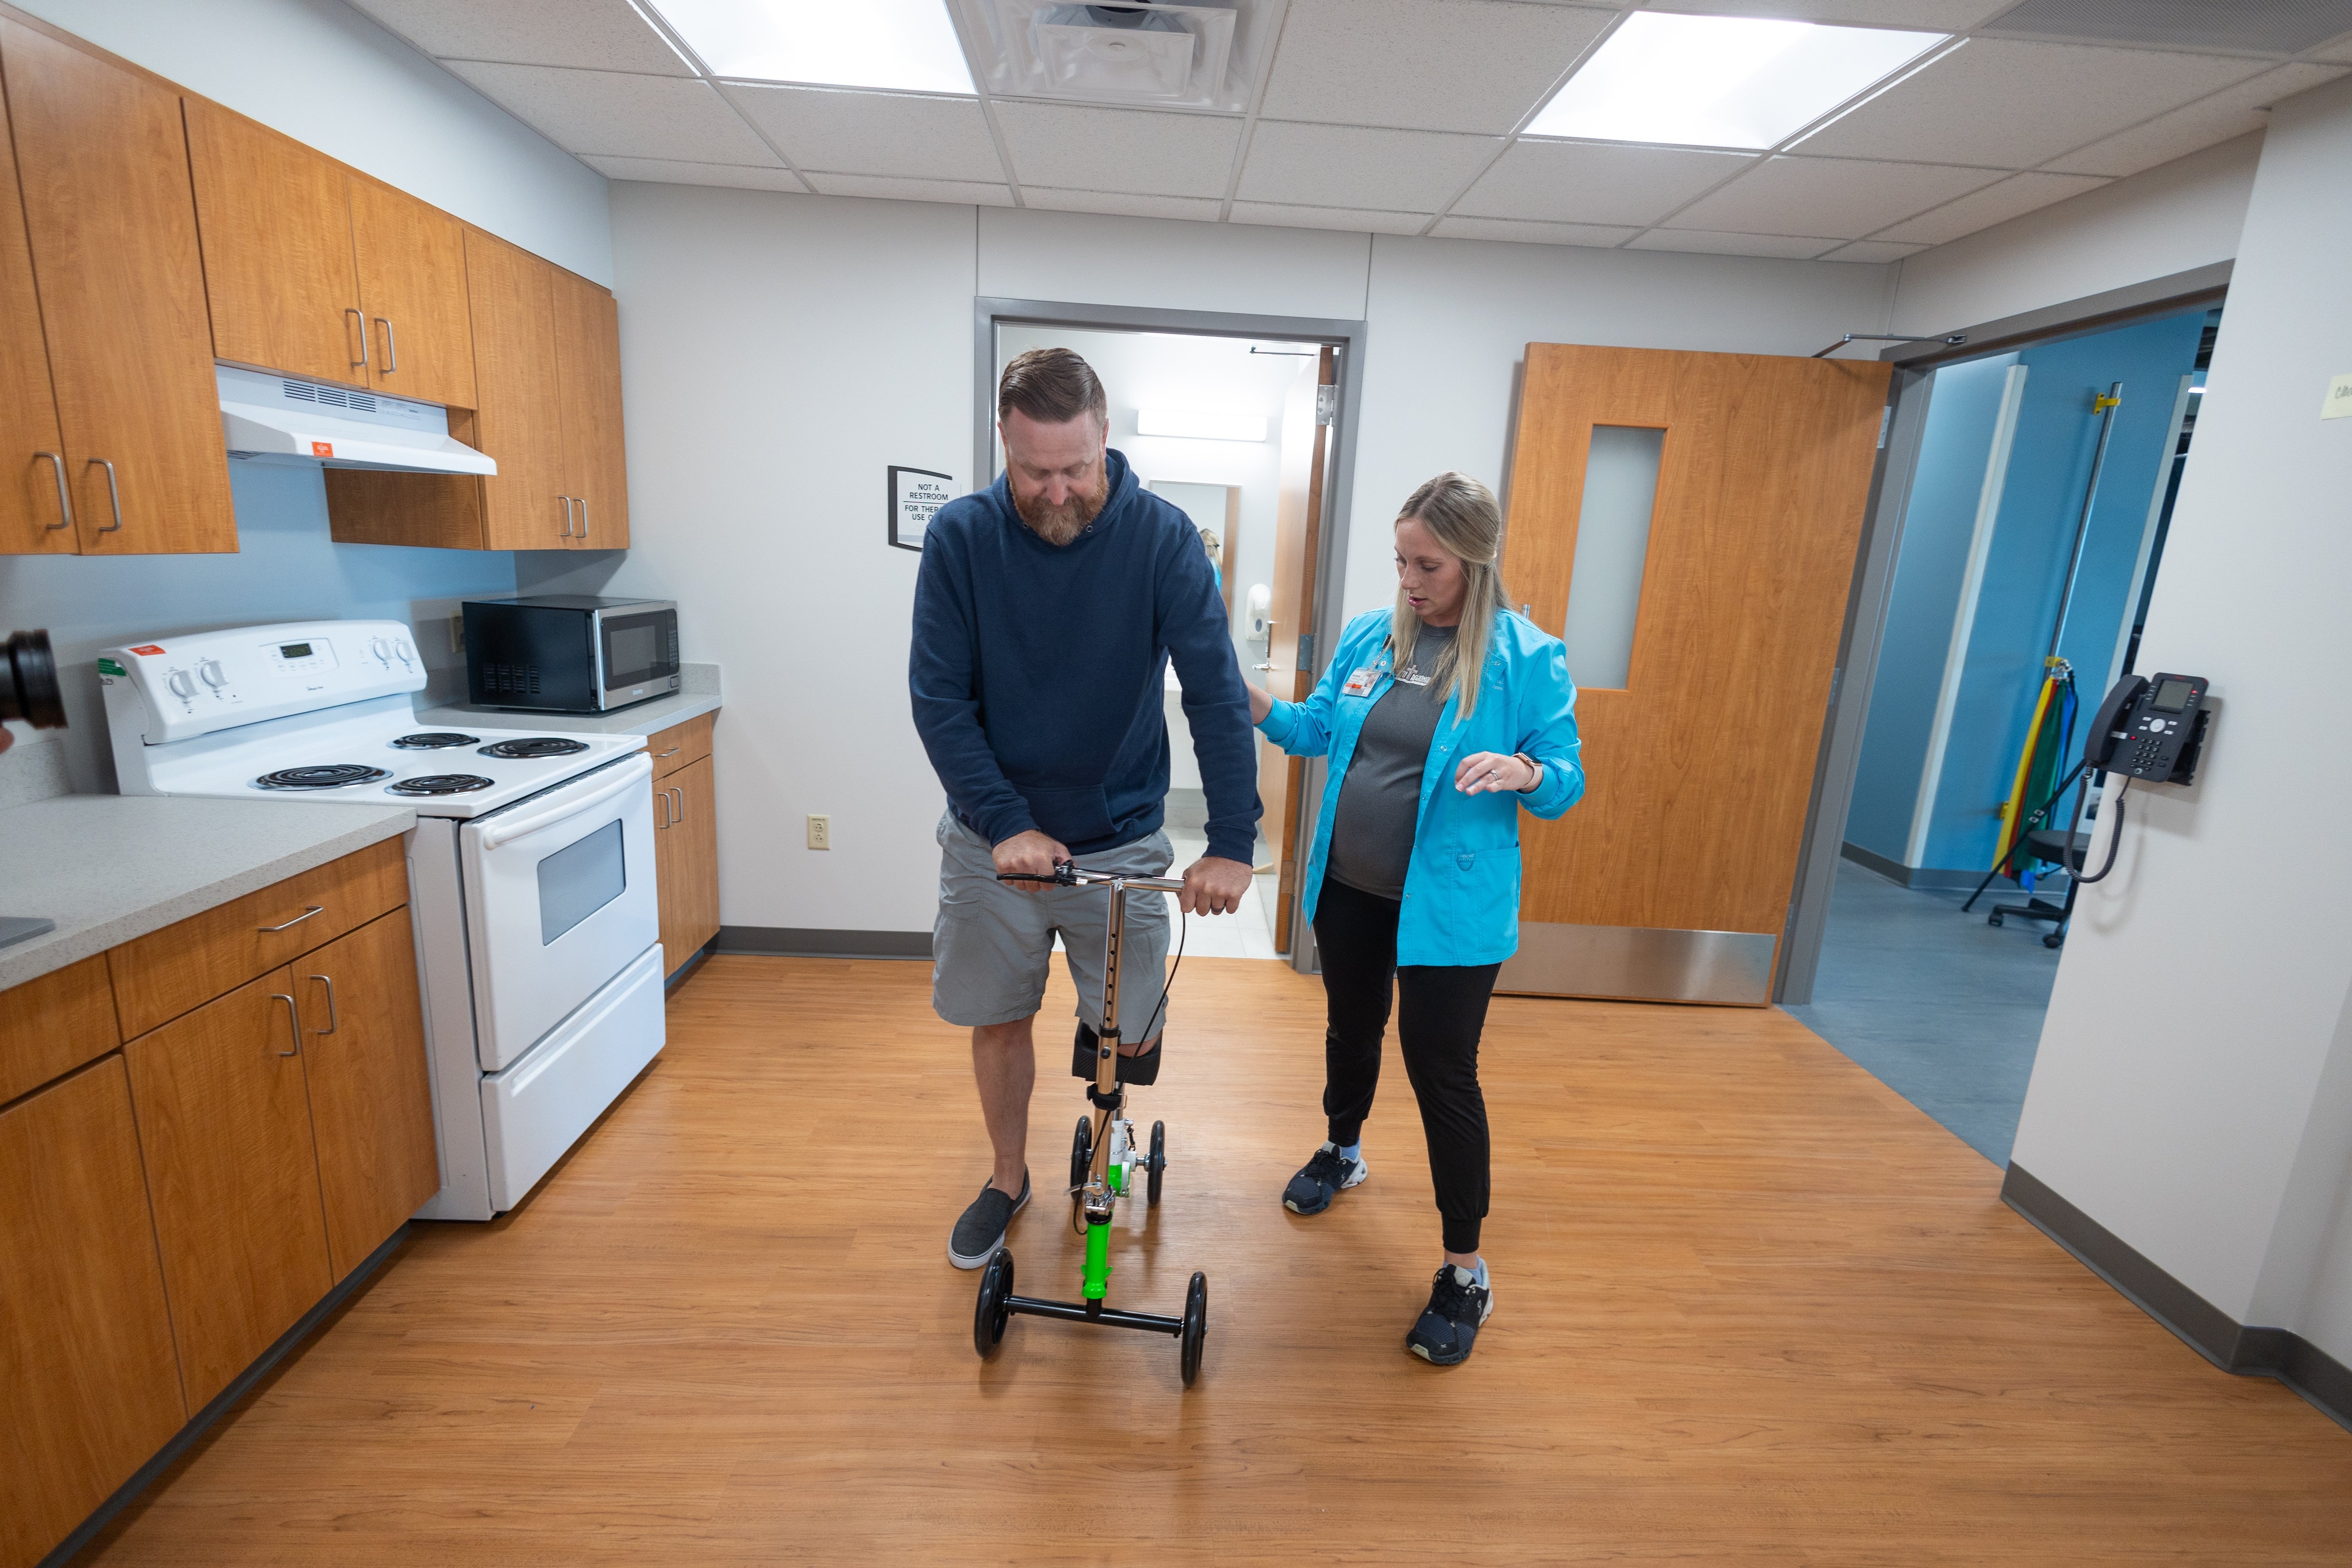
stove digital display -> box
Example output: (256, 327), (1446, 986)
(279, 642), (313, 658)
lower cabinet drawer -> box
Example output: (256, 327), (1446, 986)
(0, 953), (119, 1106)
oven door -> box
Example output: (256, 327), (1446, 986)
(460, 753), (658, 1071)
(596, 606), (679, 708)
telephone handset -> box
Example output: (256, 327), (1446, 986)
(2086, 671), (2208, 784)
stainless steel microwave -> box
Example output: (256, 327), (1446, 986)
(462, 596), (680, 713)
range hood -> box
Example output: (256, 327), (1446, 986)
(218, 363), (496, 476)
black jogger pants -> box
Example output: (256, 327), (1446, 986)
(1311, 875), (1501, 1256)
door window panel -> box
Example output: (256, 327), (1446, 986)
(1561, 424), (1663, 690)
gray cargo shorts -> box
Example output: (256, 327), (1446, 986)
(932, 811), (1175, 1037)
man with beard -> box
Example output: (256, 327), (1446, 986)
(912, 347), (1261, 1269)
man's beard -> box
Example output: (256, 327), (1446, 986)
(1015, 472), (1109, 546)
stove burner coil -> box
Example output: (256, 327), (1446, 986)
(387, 773), (496, 796)
(477, 737), (590, 759)
(392, 732), (481, 749)
(255, 764), (392, 790)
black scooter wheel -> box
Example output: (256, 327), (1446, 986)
(1179, 1270), (1208, 1387)
(1147, 1120), (1167, 1207)
(974, 1249), (1015, 1359)
(1070, 1115), (1093, 1191)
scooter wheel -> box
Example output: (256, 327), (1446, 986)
(1147, 1120), (1167, 1207)
(974, 1249), (1015, 1359)
(1179, 1270), (1208, 1388)
(1070, 1116), (1093, 1191)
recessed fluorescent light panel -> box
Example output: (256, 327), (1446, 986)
(651, 0), (977, 94)
(1137, 409), (1267, 442)
(1526, 12), (1947, 150)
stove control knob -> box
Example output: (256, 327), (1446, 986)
(394, 638), (414, 665)
(199, 659), (228, 688)
(167, 669), (196, 699)
(370, 637), (392, 663)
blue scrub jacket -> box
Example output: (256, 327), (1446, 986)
(1258, 607), (1585, 967)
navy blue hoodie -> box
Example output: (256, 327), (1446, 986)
(910, 449), (1261, 865)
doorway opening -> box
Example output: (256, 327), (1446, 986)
(978, 302), (1365, 963)
(1790, 302), (2217, 1163)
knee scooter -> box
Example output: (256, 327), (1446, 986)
(972, 863), (1209, 1387)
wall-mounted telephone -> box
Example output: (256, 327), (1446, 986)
(2086, 671), (2209, 785)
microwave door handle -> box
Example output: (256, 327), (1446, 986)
(475, 753), (654, 850)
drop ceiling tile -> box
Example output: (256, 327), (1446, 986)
(722, 85), (1003, 182)
(1454, 141), (1754, 226)
(444, 63), (779, 163)
(1642, 0), (2003, 24)
(1627, 230), (1845, 259)
(1796, 38), (2266, 168)
(1869, 169), (2109, 243)
(1255, 0), (1613, 134)
(2044, 63), (2351, 176)
(1237, 121), (1500, 211)
(1227, 201), (1429, 235)
(1664, 155), (2003, 239)
(1815, 239), (1932, 263)
(993, 102), (1242, 199)
(802, 173), (1015, 207)
(1025, 189), (1224, 221)
(348, 0), (692, 75)
(584, 155), (809, 191)
(1985, 0), (2352, 54)
(1430, 215), (1641, 247)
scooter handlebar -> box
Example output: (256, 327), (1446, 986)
(997, 864), (1186, 893)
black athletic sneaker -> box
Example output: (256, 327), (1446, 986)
(948, 1171), (1030, 1270)
(1406, 1265), (1493, 1365)
(1282, 1142), (1368, 1215)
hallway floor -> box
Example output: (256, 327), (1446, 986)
(1788, 857), (2065, 1165)
(79, 956), (2350, 1564)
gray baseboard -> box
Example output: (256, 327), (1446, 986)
(1841, 841), (2032, 893)
(717, 925), (932, 961)
(2002, 1163), (2351, 1433)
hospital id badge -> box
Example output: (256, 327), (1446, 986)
(1342, 666), (1381, 697)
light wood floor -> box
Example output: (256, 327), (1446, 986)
(83, 956), (2352, 1565)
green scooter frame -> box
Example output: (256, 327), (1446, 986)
(972, 864), (1208, 1388)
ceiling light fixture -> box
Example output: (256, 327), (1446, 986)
(650, 0), (977, 94)
(1137, 409), (1267, 442)
(1525, 12), (1948, 151)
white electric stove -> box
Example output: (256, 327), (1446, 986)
(100, 619), (667, 1220)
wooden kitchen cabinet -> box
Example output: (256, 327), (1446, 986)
(652, 722), (720, 980)
(0, 18), (234, 554)
(0, 78), (71, 556)
(349, 175), (477, 408)
(121, 965), (335, 1409)
(555, 266), (628, 549)
(293, 910), (438, 1278)
(0, 1058), (187, 1568)
(0, 953), (119, 1105)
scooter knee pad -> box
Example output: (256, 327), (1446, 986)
(1071, 1021), (1162, 1086)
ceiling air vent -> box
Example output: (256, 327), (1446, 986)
(954, 0), (1268, 114)
(1984, 0), (2352, 55)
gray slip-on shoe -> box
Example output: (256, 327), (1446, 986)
(949, 1171), (1031, 1269)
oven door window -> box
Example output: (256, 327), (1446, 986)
(600, 612), (677, 690)
(538, 819), (626, 944)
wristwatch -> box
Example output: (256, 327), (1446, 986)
(1513, 752), (1542, 793)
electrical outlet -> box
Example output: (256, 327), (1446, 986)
(807, 813), (831, 850)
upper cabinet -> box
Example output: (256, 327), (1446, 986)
(0, 17), (234, 555)
(0, 56), (69, 556)
(347, 177), (476, 409)
(554, 266), (629, 550)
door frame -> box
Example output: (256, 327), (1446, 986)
(1775, 261), (2232, 1003)
(970, 297), (1369, 969)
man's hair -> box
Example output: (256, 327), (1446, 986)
(999, 347), (1107, 428)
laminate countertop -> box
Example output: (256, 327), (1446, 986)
(0, 795), (415, 992)
(412, 662), (721, 739)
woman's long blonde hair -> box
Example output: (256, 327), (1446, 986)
(1388, 471), (1512, 719)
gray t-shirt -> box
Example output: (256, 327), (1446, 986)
(1325, 624), (1455, 900)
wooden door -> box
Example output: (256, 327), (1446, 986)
(0, 20), (234, 554)
(1499, 343), (1889, 1004)
(294, 910), (437, 1279)
(1260, 349), (1332, 952)
(0, 84), (71, 556)
(554, 268), (628, 549)
(467, 228), (569, 549)
(350, 176), (477, 409)
(0, 1059), (187, 1568)
(183, 99), (364, 389)
(121, 966), (333, 1409)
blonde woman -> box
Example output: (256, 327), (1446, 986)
(1247, 472), (1583, 1365)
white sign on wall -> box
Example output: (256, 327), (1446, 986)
(889, 466), (954, 550)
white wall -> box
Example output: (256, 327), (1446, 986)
(10, 0), (612, 281)
(1890, 134), (2257, 336)
(525, 183), (1900, 936)
(2009, 76), (2352, 1364)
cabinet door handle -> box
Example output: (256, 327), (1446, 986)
(88, 458), (123, 532)
(656, 747), (680, 758)
(669, 786), (684, 821)
(34, 452), (71, 529)
(558, 495), (573, 537)
(575, 498), (589, 543)
(373, 316), (397, 372)
(258, 904), (325, 933)
(272, 992), (301, 1056)
(308, 973), (340, 1035)
(345, 306), (368, 368)
(656, 788), (671, 828)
